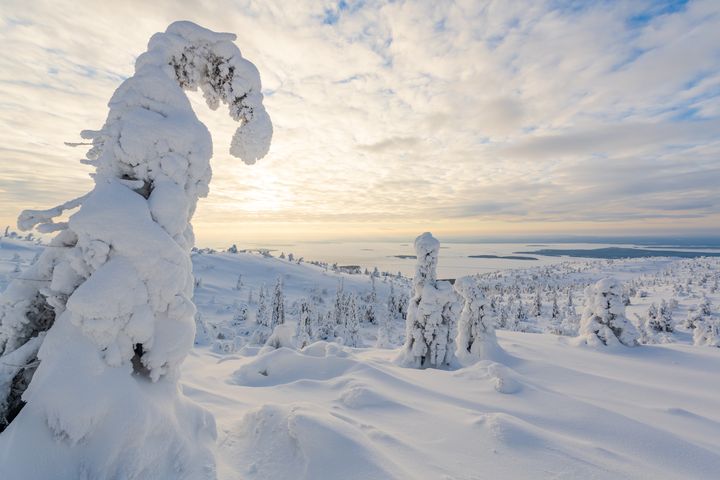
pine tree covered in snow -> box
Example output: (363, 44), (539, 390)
(578, 278), (639, 347)
(454, 276), (500, 363)
(344, 294), (361, 347)
(364, 277), (378, 324)
(396, 233), (456, 369)
(315, 310), (334, 341)
(693, 318), (720, 347)
(531, 288), (542, 317)
(0, 21), (271, 478)
(551, 292), (560, 320)
(270, 277), (286, 329)
(250, 285), (271, 345)
(294, 299), (313, 349)
(387, 283), (398, 320)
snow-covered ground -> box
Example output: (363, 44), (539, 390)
(2, 235), (720, 479)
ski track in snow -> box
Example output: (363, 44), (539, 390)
(2, 236), (720, 479)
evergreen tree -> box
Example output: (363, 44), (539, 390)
(531, 288), (542, 317)
(344, 294), (361, 347)
(551, 292), (560, 320)
(578, 278), (639, 347)
(295, 299), (313, 349)
(256, 285), (268, 326)
(396, 233), (457, 369)
(0, 21), (272, 477)
(693, 318), (720, 347)
(270, 277), (286, 328)
(454, 276), (500, 363)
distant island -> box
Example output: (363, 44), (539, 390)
(468, 255), (538, 260)
(517, 247), (720, 259)
(392, 255), (417, 259)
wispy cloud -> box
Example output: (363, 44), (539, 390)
(0, 0), (719, 243)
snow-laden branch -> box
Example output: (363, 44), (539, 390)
(17, 194), (89, 232)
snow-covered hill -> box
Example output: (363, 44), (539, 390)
(2, 235), (720, 479)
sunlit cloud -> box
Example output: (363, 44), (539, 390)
(1, 0), (719, 244)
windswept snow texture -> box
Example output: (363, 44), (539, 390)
(3, 237), (720, 479)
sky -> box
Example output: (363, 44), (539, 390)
(0, 0), (719, 246)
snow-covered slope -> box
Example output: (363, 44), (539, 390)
(184, 335), (720, 479)
(2, 236), (720, 479)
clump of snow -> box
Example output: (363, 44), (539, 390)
(0, 20), (271, 478)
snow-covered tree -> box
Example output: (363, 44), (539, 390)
(363, 277), (378, 324)
(375, 306), (394, 348)
(693, 318), (720, 347)
(640, 301), (674, 344)
(0, 21), (272, 478)
(396, 233), (456, 369)
(315, 310), (334, 341)
(387, 283), (398, 320)
(234, 273), (243, 291)
(294, 300), (313, 349)
(256, 285), (269, 326)
(454, 276), (500, 363)
(530, 288), (542, 317)
(551, 292), (560, 320)
(699, 296), (713, 316)
(270, 277), (286, 329)
(621, 289), (631, 306)
(344, 294), (361, 347)
(231, 302), (248, 327)
(578, 278), (639, 347)
(333, 284), (345, 326)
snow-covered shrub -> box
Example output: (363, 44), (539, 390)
(639, 301), (674, 344)
(315, 310), (334, 341)
(578, 278), (639, 347)
(0, 21), (271, 479)
(699, 296), (713, 316)
(264, 323), (296, 350)
(693, 318), (720, 347)
(454, 276), (500, 363)
(396, 233), (457, 369)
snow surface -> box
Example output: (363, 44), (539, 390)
(2, 236), (720, 479)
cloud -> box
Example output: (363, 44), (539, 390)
(0, 0), (719, 243)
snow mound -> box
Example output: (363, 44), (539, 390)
(231, 343), (358, 387)
(222, 404), (406, 480)
(338, 383), (399, 409)
(455, 360), (523, 394)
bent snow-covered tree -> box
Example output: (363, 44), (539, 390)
(578, 278), (639, 347)
(454, 276), (501, 364)
(0, 21), (271, 479)
(396, 232), (457, 368)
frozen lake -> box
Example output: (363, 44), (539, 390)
(222, 241), (720, 279)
